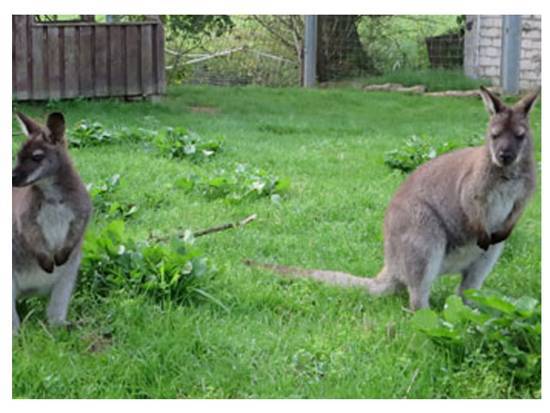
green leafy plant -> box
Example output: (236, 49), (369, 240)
(384, 135), (459, 173)
(411, 291), (541, 394)
(175, 163), (290, 202)
(86, 174), (138, 220)
(69, 120), (114, 147)
(154, 127), (223, 161)
(384, 134), (487, 173)
(80, 220), (219, 307)
(69, 121), (223, 164)
(114, 126), (158, 144)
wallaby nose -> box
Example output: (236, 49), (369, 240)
(12, 170), (22, 187)
(498, 151), (515, 165)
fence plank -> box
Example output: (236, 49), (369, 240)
(156, 23), (166, 94)
(79, 26), (94, 96)
(140, 25), (154, 95)
(14, 20), (165, 101)
(126, 25), (140, 95)
(31, 27), (47, 99)
(63, 27), (79, 98)
(47, 27), (61, 99)
(94, 25), (109, 96)
(13, 16), (30, 99)
(109, 25), (125, 96)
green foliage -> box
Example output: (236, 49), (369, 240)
(384, 133), (485, 173)
(384, 135), (459, 173)
(80, 220), (214, 307)
(86, 174), (138, 220)
(411, 291), (541, 395)
(163, 15), (234, 42)
(69, 120), (223, 163)
(154, 127), (223, 162)
(175, 163), (291, 202)
(69, 120), (114, 147)
(163, 15), (235, 85)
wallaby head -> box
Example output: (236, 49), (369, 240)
(479, 86), (539, 168)
(12, 112), (68, 188)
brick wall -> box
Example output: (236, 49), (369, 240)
(464, 15), (541, 92)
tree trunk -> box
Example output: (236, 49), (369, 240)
(316, 16), (375, 82)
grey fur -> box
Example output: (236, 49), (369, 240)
(247, 87), (538, 310)
(12, 112), (91, 334)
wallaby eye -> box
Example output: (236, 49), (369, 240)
(515, 133), (525, 140)
(31, 153), (45, 162)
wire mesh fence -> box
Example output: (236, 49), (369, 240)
(165, 15), (470, 89)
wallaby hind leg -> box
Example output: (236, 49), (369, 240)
(401, 243), (445, 311)
(13, 281), (20, 334)
(46, 253), (80, 326)
(458, 243), (504, 303)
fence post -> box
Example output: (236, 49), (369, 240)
(303, 15), (318, 87)
(501, 15), (522, 95)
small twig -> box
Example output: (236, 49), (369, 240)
(148, 214), (257, 243)
(38, 320), (55, 341)
(405, 368), (420, 397)
(193, 214), (257, 238)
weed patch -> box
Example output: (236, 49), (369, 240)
(411, 290), (541, 397)
(384, 134), (483, 173)
(87, 174), (138, 220)
(175, 163), (291, 203)
(79, 220), (218, 308)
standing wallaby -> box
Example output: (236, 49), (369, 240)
(246, 87), (539, 310)
(12, 112), (92, 334)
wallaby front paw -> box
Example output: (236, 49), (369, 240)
(490, 230), (509, 245)
(476, 233), (491, 251)
(54, 247), (72, 266)
(36, 253), (55, 273)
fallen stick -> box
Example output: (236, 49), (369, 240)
(363, 83), (426, 94)
(424, 87), (501, 98)
(148, 213), (257, 243)
(193, 213), (257, 238)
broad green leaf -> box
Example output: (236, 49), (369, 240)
(514, 296), (539, 318)
(464, 290), (516, 315)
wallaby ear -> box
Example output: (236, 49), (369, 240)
(46, 112), (66, 144)
(514, 89), (539, 116)
(15, 112), (42, 138)
(479, 86), (506, 116)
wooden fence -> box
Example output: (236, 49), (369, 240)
(12, 15), (166, 101)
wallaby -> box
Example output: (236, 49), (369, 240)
(12, 112), (92, 334)
(246, 86), (539, 310)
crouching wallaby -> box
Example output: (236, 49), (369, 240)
(246, 87), (539, 310)
(12, 112), (92, 334)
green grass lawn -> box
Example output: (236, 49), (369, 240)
(12, 85), (541, 398)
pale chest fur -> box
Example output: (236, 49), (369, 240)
(486, 178), (523, 232)
(36, 201), (75, 251)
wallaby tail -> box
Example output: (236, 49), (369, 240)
(243, 259), (398, 296)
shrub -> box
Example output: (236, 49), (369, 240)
(86, 174), (138, 220)
(79, 220), (218, 307)
(384, 135), (459, 173)
(154, 127), (223, 162)
(411, 290), (541, 396)
(384, 134), (485, 173)
(175, 163), (291, 202)
(69, 121), (221, 163)
(69, 120), (114, 147)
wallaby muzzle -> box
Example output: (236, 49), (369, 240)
(12, 168), (27, 187)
